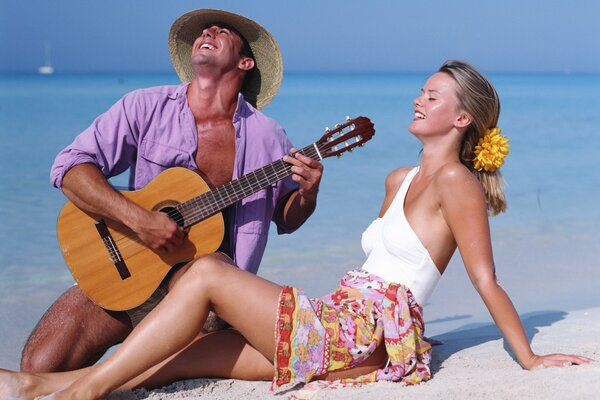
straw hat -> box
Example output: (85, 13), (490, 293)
(168, 9), (283, 109)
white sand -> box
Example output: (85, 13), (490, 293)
(107, 307), (599, 400)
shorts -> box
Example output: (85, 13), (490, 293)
(125, 284), (169, 327)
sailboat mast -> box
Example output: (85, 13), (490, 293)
(38, 41), (54, 74)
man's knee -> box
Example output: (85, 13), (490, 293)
(20, 285), (131, 372)
(20, 345), (60, 373)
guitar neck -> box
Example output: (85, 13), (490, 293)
(178, 143), (320, 228)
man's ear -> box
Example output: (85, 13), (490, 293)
(239, 56), (255, 71)
(455, 112), (472, 129)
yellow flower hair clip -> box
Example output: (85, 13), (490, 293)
(473, 127), (510, 172)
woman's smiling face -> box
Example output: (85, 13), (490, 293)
(409, 72), (463, 138)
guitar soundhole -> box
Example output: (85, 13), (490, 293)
(160, 206), (184, 228)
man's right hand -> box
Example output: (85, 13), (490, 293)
(129, 208), (185, 253)
(62, 164), (185, 254)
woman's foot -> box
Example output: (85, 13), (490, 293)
(35, 394), (58, 400)
(47, 380), (107, 400)
(0, 368), (38, 400)
(35, 391), (62, 399)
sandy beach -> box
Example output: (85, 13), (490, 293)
(103, 307), (599, 400)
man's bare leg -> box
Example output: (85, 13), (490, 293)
(20, 285), (132, 372)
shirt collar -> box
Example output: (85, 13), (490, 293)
(171, 82), (189, 101)
(174, 83), (254, 122)
(234, 92), (255, 122)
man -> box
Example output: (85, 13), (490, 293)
(21, 9), (322, 372)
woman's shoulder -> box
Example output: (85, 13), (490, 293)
(385, 166), (416, 191)
(433, 162), (484, 197)
(434, 162), (476, 182)
(378, 166), (416, 217)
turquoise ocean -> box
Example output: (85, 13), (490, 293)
(1, 72), (599, 369)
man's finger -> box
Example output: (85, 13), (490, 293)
(174, 228), (185, 240)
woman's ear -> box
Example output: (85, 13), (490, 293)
(455, 112), (472, 129)
(239, 56), (255, 71)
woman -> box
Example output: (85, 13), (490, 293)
(1, 61), (592, 399)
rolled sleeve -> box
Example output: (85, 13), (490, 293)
(273, 179), (299, 235)
(271, 127), (300, 235)
(50, 92), (141, 188)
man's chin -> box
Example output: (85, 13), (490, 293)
(191, 54), (210, 64)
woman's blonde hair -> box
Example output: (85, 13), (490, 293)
(438, 60), (507, 215)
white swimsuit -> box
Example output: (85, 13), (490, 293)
(361, 167), (441, 306)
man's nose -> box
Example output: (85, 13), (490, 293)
(201, 27), (216, 38)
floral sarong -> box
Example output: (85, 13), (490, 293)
(272, 269), (431, 396)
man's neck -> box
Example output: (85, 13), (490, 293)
(187, 73), (242, 121)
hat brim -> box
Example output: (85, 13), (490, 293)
(168, 9), (283, 109)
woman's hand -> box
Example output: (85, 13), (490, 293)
(524, 353), (594, 370)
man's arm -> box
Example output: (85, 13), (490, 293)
(62, 163), (184, 253)
(276, 148), (323, 230)
(52, 91), (183, 253)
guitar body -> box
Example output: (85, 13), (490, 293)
(56, 168), (224, 311)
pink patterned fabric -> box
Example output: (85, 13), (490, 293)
(272, 269), (431, 396)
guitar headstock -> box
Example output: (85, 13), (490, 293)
(315, 116), (375, 159)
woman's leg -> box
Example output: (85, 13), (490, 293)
(1, 326), (389, 399)
(125, 329), (273, 388)
(0, 330), (273, 399)
(54, 253), (283, 399)
(15, 253), (388, 399)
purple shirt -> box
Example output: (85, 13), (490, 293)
(51, 83), (298, 274)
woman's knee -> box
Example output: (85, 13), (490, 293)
(185, 253), (234, 287)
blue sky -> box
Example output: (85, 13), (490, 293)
(2, 0), (599, 74)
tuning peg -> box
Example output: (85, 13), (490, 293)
(334, 123), (341, 129)
(325, 127), (330, 132)
(346, 116), (351, 122)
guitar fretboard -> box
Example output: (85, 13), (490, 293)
(176, 143), (320, 227)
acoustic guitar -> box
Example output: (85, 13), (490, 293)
(57, 116), (375, 311)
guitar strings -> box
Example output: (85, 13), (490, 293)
(177, 142), (326, 226)
(108, 140), (331, 252)
(108, 154), (302, 251)
(109, 162), (294, 252)
(167, 122), (364, 228)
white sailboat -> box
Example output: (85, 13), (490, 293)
(38, 41), (55, 74)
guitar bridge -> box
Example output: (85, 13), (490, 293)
(95, 220), (131, 280)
